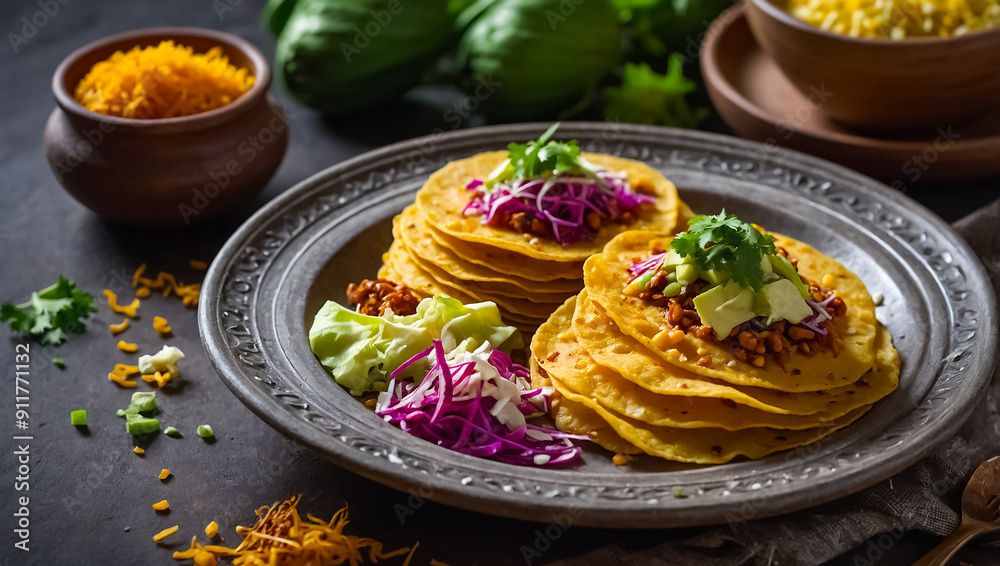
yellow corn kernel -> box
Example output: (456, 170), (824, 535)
(133, 446), (145, 455)
(204, 521), (219, 538)
(117, 340), (138, 353)
(109, 318), (130, 335)
(153, 525), (178, 542)
(152, 499), (170, 511)
(822, 273), (836, 287)
(159, 469), (170, 480)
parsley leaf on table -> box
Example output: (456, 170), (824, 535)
(604, 57), (709, 128)
(671, 212), (776, 291)
(1, 276), (97, 345)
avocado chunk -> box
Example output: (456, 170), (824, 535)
(761, 279), (812, 324)
(660, 250), (692, 268)
(675, 264), (699, 285)
(694, 284), (757, 339)
(700, 268), (730, 286)
(768, 255), (810, 299)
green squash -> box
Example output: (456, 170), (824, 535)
(276, 0), (456, 115)
(458, 0), (622, 120)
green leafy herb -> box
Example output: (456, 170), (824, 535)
(604, 57), (708, 128)
(673, 486), (690, 499)
(487, 123), (595, 188)
(1, 276), (96, 345)
(671, 211), (776, 292)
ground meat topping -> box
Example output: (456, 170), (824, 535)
(346, 279), (419, 317)
(631, 247), (847, 368)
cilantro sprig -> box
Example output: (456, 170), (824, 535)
(486, 123), (595, 188)
(670, 212), (776, 291)
(604, 57), (709, 128)
(1, 276), (97, 345)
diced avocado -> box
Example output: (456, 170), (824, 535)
(700, 268), (730, 286)
(760, 255), (773, 274)
(197, 424), (215, 438)
(768, 255), (810, 299)
(694, 285), (756, 339)
(675, 264), (699, 285)
(761, 279), (812, 324)
(722, 280), (746, 300)
(623, 271), (653, 296)
(666, 271), (677, 283)
(753, 289), (771, 318)
(660, 250), (691, 268)
(164, 426), (182, 438)
(662, 282), (683, 297)
(71, 410), (87, 426)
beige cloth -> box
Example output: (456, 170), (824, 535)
(554, 198), (1000, 566)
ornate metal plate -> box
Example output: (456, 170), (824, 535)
(198, 123), (998, 528)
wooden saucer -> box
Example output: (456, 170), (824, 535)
(700, 3), (1000, 186)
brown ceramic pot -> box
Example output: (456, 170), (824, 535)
(745, 0), (1000, 133)
(44, 27), (288, 227)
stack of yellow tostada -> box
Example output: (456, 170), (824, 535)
(379, 125), (688, 332)
(530, 219), (900, 464)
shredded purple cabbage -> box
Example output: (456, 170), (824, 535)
(462, 171), (654, 247)
(376, 340), (585, 467)
(629, 252), (666, 280)
(799, 295), (837, 335)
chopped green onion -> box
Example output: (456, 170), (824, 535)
(116, 409), (126, 417)
(673, 487), (689, 499)
(126, 417), (159, 435)
(71, 410), (87, 426)
(52, 357), (66, 369)
(129, 392), (157, 413)
(196, 424), (214, 438)
(164, 427), (181, 438)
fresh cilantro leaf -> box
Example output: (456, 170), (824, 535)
(670, 211), (776, 291)
(604, 57), (709, 128)
(487, 123), (595, 188)
(1, 276), (97, 346)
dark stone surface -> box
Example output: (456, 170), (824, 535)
(0, 0), (996, 564)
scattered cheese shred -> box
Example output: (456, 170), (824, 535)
(110, 318), (130, 334)
(154, 525), (180, 543)
(133, 446), (145, 455)
(153, 316), (172, 335)
(74, 40), (255, 119)
(118, 340), (139, 353)
(113, 363), (140, 377)
(104, 289), (140, 317)
(142, 371), (174, 388)
(109, 372), (138, 388)
(205, 521), (219, 538)
(153, 500), (170, 511)
(136, 286), (152, 298)
(159, 469), (171, 481)
(133, 265), (202, 307)
(190, 259), (208, 270)
(171, 496), (415, 566)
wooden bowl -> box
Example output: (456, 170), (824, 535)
(745, 0), (1000, 133)
(44, 27), (289, 227)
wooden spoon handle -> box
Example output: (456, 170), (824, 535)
(913, 521), (989, 566)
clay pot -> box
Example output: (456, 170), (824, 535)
(44, 27), (288, 227)
(745, 0), (1000, 133)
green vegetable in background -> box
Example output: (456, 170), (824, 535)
(1, 276), (96, 346)
(604, 56), (708, 127)
(274, 0), (458, 115)
(457, 0), (622, 120)
(262, 0), (300, 36)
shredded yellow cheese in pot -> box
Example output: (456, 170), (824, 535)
(75, 40), (255, 119)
